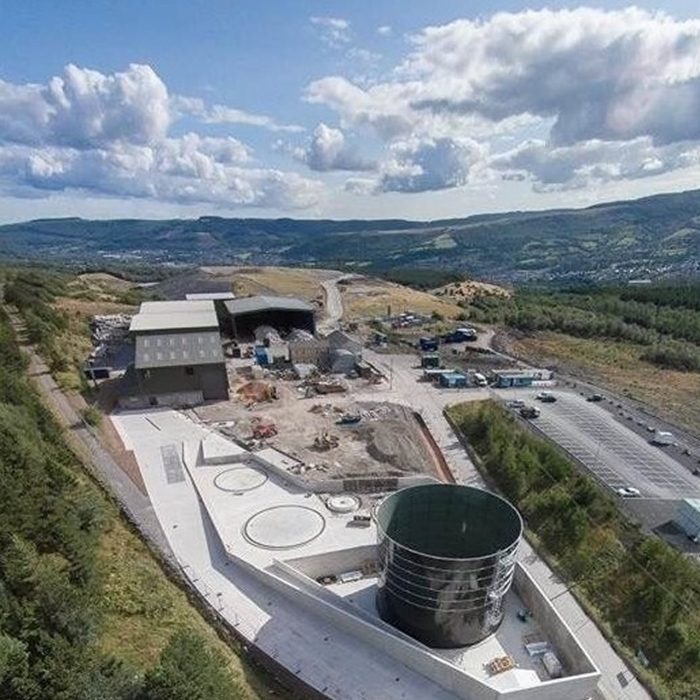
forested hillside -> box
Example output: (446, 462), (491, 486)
(0, 306), (278, 699)
(464, 282), (700, 372)
(1, 188), (700, 283)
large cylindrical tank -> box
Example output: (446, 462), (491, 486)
(375, 483), (522, 648)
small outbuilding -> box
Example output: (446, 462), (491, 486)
(675, 498), (700, 541)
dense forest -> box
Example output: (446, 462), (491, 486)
(448, 401), (700, 700)
(0, 307), (244, 698)
(463, 281), (700, 371)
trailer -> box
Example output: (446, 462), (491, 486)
(492, 368), (553, 388)
(438, 371), (468, 388)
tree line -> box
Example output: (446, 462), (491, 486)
(0, 307), (243, 699)
(448, 401), (700, 700)
(464, 282), (700, 372)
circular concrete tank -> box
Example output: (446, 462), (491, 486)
(327, 494), (361, 513)
(375, 484), (522, 648)
(214, 466), (268, 493)
(243, 505), (326, 550)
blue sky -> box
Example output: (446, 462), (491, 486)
(1, 0), (700, 221)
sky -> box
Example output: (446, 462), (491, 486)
(1, 0), (700, 222)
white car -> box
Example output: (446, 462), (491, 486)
(651, 431), (674, 446)
(616, 487), (641, 498)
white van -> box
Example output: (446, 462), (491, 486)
(473, 372), (488, 387)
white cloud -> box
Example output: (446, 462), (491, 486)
(377, 26), (392, 37)
(352, 137), (484, 194)
(310, 16), (352, 48)
(490, 137), (700, 191)
(290, 123), (374, 172)
(0, 64), (322, 209)
(173, 95), (303, 133)
(402, 8), (700, 146)
(0, 140), (322, 208)
(0, 63), (170, 148)
(306, 8), (700, 195)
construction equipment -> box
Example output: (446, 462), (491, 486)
(313, 429), (339, 451)
(336, 413), (361, 425)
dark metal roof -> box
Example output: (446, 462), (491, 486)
(224, 295), (314, 316)
(134, 331), (224, 369)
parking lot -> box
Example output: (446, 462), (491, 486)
(496, 389), (700, 500)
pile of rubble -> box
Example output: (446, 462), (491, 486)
(237, 380), (278, 407)
(89, 314), (132, 361)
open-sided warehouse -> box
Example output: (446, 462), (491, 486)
(120, 300), (229, 408)
(224, 295), (315, 340)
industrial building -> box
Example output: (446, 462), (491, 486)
(119, 300), (229, 408)
(492, 368), (554, 388)
(224, 295), (315, 340)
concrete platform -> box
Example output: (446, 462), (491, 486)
(112, 407), (600, 700)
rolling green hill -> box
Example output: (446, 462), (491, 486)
(2, 188), (700, 283)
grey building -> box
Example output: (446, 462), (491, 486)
(224, 295), (315, 340)
(119, 300), (229, 408)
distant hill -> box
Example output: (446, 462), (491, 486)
(2, 189), (700, 283)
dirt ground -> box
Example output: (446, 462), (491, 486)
(339, 276), (463, 321)
(193, 368), (439, 480)
(432, 279), (511, 301)
(200, 265), (340, 302)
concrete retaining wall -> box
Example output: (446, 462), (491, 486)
(229, 545), (600, 700)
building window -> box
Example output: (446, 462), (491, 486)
(185, 366), (194, 376)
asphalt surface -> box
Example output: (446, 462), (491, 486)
(496, 388), (700, 501)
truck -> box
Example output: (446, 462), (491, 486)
(418, 336), (439, 352)
(443, 327), (478, 343)
(420, 353), (441, 369)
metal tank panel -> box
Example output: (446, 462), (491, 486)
(375, 484), (522, 648)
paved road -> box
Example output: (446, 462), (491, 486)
(496, 388), (700, 500)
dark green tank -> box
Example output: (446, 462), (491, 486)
(375, 483), (522, 648)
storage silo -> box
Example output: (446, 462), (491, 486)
(375, 483), (522, 648)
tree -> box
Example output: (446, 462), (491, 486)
(141, 631), (240, 700)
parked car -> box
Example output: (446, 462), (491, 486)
(616, 487), (641, 498)
(507, 400), (526, 409)
(536, 391), (557, 403)
(651, 431), (674, 447)
(520, 406), (541, 419)
(586, 394), (604, 402)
